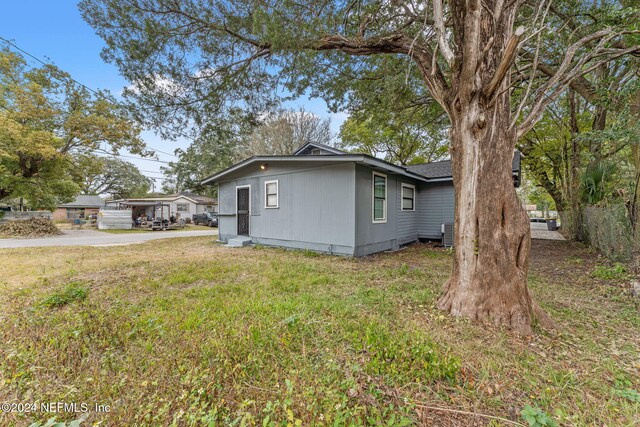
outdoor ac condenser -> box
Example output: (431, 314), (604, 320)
(441, 223), (454, 247)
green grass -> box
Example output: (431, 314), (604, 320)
(592, 262), (628, 280)
(0, 239), (638, 426)
(40, 282), (88, 308)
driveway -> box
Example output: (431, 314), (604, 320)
(530, 222), (565, 240)
(0, 229), (217, 249)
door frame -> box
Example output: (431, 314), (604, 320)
(235, 184), (251, 236)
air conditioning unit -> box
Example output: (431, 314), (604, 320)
(441, 223), (454, 247)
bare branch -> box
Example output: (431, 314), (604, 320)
(516, 32), (640, 138)
(485, 26), (525, 99)
(311, 33), (450, 108)
(433, 0), (454, 66)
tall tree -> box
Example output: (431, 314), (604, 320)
(339, 105), (448, 165)
(245, 108), (333, 157)
(81, 0), (639, 334)
(161, 110), (255, 196)
(72, 154), (153, 199)
(335, 55), (449, 164)
(0, 48), (146, 208)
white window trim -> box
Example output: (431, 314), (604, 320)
(176, 203), (190, 212)
(372, 171), (387, 223)
(401, 183), (416, 212)
(264, 179), (279, 209)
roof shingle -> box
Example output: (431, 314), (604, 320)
(407, 152), (521, 179)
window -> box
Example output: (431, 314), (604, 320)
(311, 148), (322, 155)
(372, 172), (387, 223)
(265, 180), (279, 208)
(401, 184), (415, 211)
(176, 203), (189, 212)
(66, 208), (85, 219)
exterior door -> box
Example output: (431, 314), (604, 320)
(237, 187), (250, 235)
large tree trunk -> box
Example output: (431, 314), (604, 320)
(436, 4), (553, 335)
(437, 99), (550, 335)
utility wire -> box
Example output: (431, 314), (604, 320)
(0, 36), (188, 158)
(96, 152), (172, 164)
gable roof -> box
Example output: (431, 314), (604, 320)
(202, 151), (522, 185)
(406, 151), (521, 179)
(201, 154), (432, 185)
(165, 192), (217, 204)
(59, 195), (105, 208)
(292, 142), (347, 156)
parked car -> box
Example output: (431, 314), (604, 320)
(192, 212), (218, 227)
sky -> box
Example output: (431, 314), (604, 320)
(0, 1), (348, 190)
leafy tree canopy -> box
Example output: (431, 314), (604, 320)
(0, 48), (146, 209)
(72, 154), (153, 199)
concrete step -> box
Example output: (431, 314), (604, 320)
(227, 236), (252, 247)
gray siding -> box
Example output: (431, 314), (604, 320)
(215, 159), (456, 256)
(353, 165), (398, 256)
(353, 166), (422, 255)
(217, 162), (356, 255)
(416, 182), (455, 239)
(396, 179), (420, 245)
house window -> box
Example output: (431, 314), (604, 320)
(265, 180), (279, 208)
(311, 148), (321, 155)
(176, 203), (189, 212)
(66, 208), (85, 219)
(372, 172), (387, 223)
(401, 184), (415, 211)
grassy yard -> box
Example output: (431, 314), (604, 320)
(0, 238), (638, 426)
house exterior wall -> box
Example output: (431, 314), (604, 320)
(353, 165), (422, 256)
(214, 161), (457, 256)
(416, 182), (455, 239)
(53, 208), (67, 221)
(217, 162), (356, 255)
(169, 197), (197, 219)
(396, 178), (421, 245)
(53, 207), (100, 221)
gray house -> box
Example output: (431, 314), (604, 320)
(202, 142), (520, 256)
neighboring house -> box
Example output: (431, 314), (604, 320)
(105, 192), (217, 220)
(53, 195), (105, 220)
(202, 142), (521, 256)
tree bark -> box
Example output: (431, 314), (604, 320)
(437, 98), (552, 335)
(436, 2), (554, 335)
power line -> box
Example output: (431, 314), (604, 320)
(96, 152), (172, 164)
(138, 169), (166, 175)
(0, 36), (188, 158)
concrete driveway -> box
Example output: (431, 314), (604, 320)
(530, 222), (565, 240)
(0, 228), (217, 249)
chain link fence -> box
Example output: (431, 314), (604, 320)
(583, 204), (633, 262)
